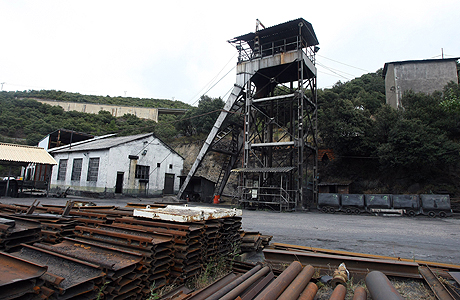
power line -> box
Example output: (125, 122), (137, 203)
(316, 54), (371, 72)
(188, 53), (237, 105)
(316, 62), (351, 81)
(191, 65), (236, 106)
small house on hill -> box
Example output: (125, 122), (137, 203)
(383, 57), (459, 109)
(49, 133), (184, 197)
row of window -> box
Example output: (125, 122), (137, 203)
(57, 159), (173, 182)
(57, 158), (100, 182)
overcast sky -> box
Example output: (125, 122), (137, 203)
(1, 0), (459, 105)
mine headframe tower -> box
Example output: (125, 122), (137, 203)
(177, 18), (319, 210)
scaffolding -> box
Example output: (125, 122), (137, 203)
(178, 18), (319, 210)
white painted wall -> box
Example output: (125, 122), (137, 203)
(50, 135), (183, 196)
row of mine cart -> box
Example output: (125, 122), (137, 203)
(318, 193), (453, 217)
(0, 201), (243, 300)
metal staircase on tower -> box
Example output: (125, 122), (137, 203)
(178, 18), (319, 210)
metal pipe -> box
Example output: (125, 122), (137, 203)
(254, 260), (303, 300)
(204, 264), (262, 300)
(352, 286), (367, 300)
(187, 273), (238, 300)
(278, 265), (315, 300)
(329, 284), (346, 300)
(365, 271), (404, 300)
(297, 282), (318, 300)
(220, 266), (270, 300)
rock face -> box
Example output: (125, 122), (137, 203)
(173, 140), (240, 197)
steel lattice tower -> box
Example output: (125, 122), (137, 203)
(178, 18), (319, 210)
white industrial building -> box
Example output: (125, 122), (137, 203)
(48, 132), (184, 197)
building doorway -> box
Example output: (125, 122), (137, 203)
(164, 173), (175, 195)
(115, 172), (124, 194)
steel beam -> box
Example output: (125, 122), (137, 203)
(263, 248), (421, 279)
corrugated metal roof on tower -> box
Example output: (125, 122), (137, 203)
(0, 143), (57, 165)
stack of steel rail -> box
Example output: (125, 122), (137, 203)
(72, 223), (174, 294)
(112, 216), (205, 283)
(133, 205), (244, 283)
(0, 215), (42, 251)
(32, 238), (145, 300)
(21, 213), (79, 243)
(240, 231), (272, 252)
(0, 251), (48, 299)
(0, 201), (245, 297)
(9, 243), (105, 299)
(217, 216), (242, 257)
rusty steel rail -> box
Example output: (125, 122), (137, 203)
(271, 242), (460, 272)
(33, 239), (143, 274)
(263, 248), (422, 279)
(0, 251), (48, 299)
(10, 244), (105, 298)
(0, 215), (42, 251)
(419, 266), (457, 300)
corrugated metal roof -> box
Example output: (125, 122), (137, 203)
(49, 132), (184, 160)
(231, 167), (296, 173)
(0, 143), (57, 165)
(50, 133), (153, 153)
(229, 18), (319, 47)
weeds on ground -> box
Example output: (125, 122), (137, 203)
(146, 282), (178, 300)
(186, 256), (232, 290)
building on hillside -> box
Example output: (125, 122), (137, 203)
(35, 99), (187, 122)
(383, 57), (459, 109)
(48, 132), (184, 197)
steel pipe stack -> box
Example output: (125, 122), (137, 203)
(254, 260), (303, 300)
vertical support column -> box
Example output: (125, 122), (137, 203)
(312, 75), (319, 206)
(297, 23), (305, 208)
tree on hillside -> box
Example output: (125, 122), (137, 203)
(175, 95), (225, 137)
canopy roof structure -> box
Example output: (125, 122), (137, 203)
(228, 18), (319, 49)
(0, 143), (57, 166)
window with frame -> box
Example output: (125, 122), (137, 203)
(57, 159), (68, 180)
(71, 158), (83, 181)
(135, 165), (150, 180)
(87, 157), (100, 181)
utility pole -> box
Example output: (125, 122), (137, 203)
(0, 82), (5, 91)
